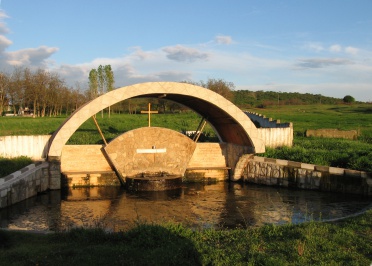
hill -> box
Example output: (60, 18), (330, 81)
(233, 90), (342, 108)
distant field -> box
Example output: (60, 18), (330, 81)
(247, 103), (372, 138)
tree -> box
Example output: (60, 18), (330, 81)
(104, 65), (115, 117)
(198, 78), (235, 101)
(0, 72), (9, 115)
(88, 65), (115, 117)
(88, 69), (98, 100)
(343, 95), (355, 104)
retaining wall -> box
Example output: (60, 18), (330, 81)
(245, 111), (293, 147)
(240, 156), (372, 196)
(0, 161), (50, 208)
(0, 135), (51, 160)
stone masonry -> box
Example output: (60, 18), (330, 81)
(239, 156), (372, 196)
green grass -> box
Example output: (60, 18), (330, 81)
(1, 104), (371, 171)
(264, 137), (372, 172)
(1, 210), (371, 265)
(0, 112), (218, 144)
(249, 103), (372, 140)
(0, 156), (33, 178)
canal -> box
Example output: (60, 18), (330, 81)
(1, 182), (371, 232)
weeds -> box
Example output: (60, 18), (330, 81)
(0, 156), (33, 178)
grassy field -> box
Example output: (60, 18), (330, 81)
(0, 210), (371, 265)
(248, 103), (372, 139)
(1, 104), (371, 172)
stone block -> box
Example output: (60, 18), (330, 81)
(253, 156), (265, 162)
(276, 159), (288, 166)
(329, 167), (344, 175)
(288, 161), (301, 168)
(344, 169), (361, 177)
(301, 163), (314, 170)
(315, 165), (329, 172)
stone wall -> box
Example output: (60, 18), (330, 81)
(306, 129), (358, 140)
(60, 142), (251, 184)
(185, 143), (251, 181)
(104, 127), (197, 180)
(240, 156), (372, 196)
(0, 161), (50, 208)
(0, 135), (51, 160)
(245, 112), (293, 148)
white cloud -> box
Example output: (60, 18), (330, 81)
(303, 42), (324, 52)
(345, 46), (358, 55)
(163, 45), (209, 62)
(0, 11), (58, 69)
(215, 35), (232, 45)
(329, 44), (342, 53)
(0, 34), (11, 52)
(5, 46), (59, 67)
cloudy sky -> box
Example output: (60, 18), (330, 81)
(1, 0), (371, 101)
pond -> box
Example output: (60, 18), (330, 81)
(0, 182), (371, 232)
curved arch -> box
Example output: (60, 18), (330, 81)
(48, 82), (264, 159)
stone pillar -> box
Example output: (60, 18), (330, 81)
(47, 156), (61, 190)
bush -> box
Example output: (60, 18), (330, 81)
(0, 156), (33, 178)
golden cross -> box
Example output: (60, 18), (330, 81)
(141, 103), (158, 127)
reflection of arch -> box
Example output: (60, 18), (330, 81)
(48, 82), (264, 159)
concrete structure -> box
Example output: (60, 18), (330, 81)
(48, 82), (265, 160)
(0, 161), (50, 208)
(245, 111), (293, 148)
(0, 135), (50, 160)
(234, 156), (372, 196)
(46, 82), (265, 189)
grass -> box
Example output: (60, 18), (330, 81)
(1, 104), (371, 172)
(0, 210), (371, 265)
(0, 156), (33, 178)
(248, 103), (372, 140)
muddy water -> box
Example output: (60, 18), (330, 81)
(0, 182), (371, 232)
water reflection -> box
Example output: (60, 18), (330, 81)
(0, 182), (371, 232)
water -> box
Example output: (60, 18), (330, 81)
(0, 182), (371, 232)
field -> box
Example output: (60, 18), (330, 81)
(1, 103), (372, 172)
(248, 103), (372, 139)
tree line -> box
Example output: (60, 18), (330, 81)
(1, 65), (355, 117)
(0, 67), (86, 117)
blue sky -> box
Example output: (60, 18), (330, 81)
(1, 0), (371, 101)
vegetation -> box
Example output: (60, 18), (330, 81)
(343, 95), (356, 104)
(0, 209), (371, 265)
(0, 156), (33, 178)
(0, 68), (86, 117)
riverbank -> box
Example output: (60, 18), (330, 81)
(1, 209), (371, 265)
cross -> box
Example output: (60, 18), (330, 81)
(141, 103), (158, 127)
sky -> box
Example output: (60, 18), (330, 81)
(0, 0), (371, 102)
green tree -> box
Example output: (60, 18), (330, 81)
(88, 65), (115, 117)
(104, 65), (115, 117)
(343, 95), (355, 104)
(88, 69), (98, 100)
(200, 78), (234, 101)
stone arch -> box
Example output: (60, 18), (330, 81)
(48, 82), (264, 159)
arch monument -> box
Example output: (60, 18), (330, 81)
(47, 82), (265, 190)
